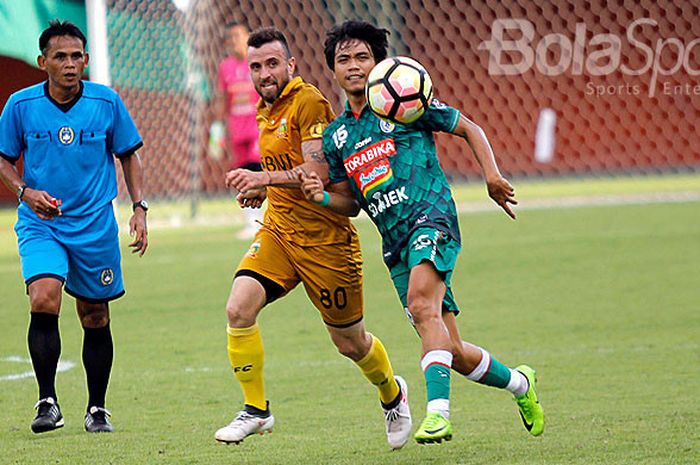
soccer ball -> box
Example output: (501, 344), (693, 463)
(366, 56), (433, 124)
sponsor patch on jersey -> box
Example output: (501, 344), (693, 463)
(344, 139), (396, 175)
(344, 139), (397, 199)
(354, 136), (372, 150)
(277, 118), (288, 139)
(358, 160), (393, 198)
(379, 120), (395, 133)
(58, 126), (75, 145)
(100, 269), (114, 286)
(367, 186), (408, 217)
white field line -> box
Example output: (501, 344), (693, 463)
(0, 356), (76, 382)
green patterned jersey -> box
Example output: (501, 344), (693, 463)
(324, 99), (461, 266)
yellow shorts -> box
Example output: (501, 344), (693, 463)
(236, 226), (364, 327)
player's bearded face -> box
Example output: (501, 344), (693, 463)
(334, 40), (375, 97)
(248, 41), (294, 105)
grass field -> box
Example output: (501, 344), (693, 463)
(1, 175), (699, 465)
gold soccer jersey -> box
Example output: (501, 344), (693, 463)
(237, 77), (364, 326)
(256, 76), (355, 246)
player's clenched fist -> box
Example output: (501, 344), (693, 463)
(21, 187), (62, 220)
(226, 168), (269, 192)
(236, 187), (267, 209)
(299, 171), (325, 204)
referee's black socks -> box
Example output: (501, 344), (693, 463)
(28, 312), (61, 401)
(82, 322), (114, 409)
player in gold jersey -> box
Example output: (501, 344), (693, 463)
(213, 28), (412, 449)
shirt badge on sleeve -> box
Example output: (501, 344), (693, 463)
(246, 241), (261, 258)
(309, 122), (325, 138)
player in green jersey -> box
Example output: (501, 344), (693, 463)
(300, 20), (544, 444)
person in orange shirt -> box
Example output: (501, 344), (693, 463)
(213, 27), (412, 450)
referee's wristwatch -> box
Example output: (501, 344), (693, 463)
(16, 184), (28, 200)
(132, 199), (149, 213)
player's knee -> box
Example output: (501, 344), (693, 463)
(407, 297), (440, 327)
(79, 303), (109, 328)
(226, 301), (257, 327)
(29, 292), (61, 313)
(328, 324), (371, 362)
(81, 314), (109, 328)
(334, 338), (365, 361)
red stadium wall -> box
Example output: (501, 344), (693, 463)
(401, 0), (700, 178)
(2, 1), (698, 203)
(116, 0), (696, 199)
(0, 56), (45, 204)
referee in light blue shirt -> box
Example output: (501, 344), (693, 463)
(0, 20), (148, 434)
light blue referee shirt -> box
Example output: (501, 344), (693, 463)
(0, 80), (142, 218)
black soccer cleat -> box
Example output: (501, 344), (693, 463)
(85, 406), (114, 433)
(31, 397), (64, 433)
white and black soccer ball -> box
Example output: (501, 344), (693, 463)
(365, 56), (433, 124)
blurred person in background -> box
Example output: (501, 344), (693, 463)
(210, 22), (263, 239)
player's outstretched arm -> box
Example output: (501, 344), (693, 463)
(300, 171), (361, 217)
(225, 139), (329, 192)
(120, 153), (149, 257)
(452, 114), (518, 219)
(0, 157), (61, 219)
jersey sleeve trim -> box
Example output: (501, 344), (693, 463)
(447, 109), (461, 133)
(114, 141), (144, 159)
(0, 151), (18, 164)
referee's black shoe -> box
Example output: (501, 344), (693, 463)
(85, 406), (113, 433)
(31, 397), (64, 433)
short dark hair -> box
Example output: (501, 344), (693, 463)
(247, 27), (291, 58)
(324, 20), (390, 70)
(225, 21), (249, 31)
(39, 19), (87, 54)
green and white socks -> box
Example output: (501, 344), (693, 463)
(465, 346), (529, 397)
(421, 346), (530, 419)
(421, 350), (453, 418)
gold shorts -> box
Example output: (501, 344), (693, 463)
(236, 226), (364, 327)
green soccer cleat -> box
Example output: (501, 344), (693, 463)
(414, 412), (453, 444)
(514, 365), (545, 436)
